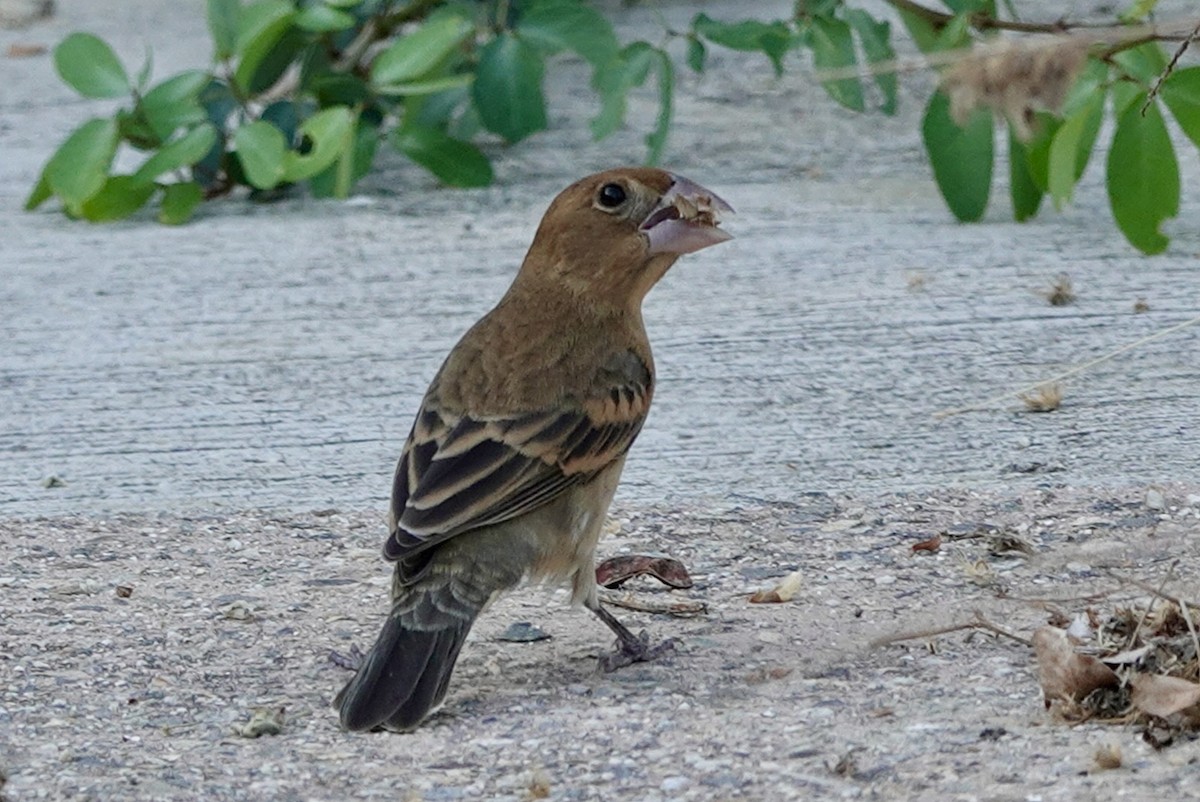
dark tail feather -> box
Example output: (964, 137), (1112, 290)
(335, 612), (474, 732)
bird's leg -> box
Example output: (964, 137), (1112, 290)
(328, 642), (366, 671)
(589, 603), (675, 672)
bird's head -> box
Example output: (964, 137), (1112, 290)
(518, 167), (733, 306)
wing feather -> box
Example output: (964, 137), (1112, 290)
(382, 351), (652, 563)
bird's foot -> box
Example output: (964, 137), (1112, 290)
(599, 631), (676, 673)
(328, 642), (365, 671)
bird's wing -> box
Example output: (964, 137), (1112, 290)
(383, 352), (652, 562)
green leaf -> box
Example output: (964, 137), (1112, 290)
(294, 5), (355, 32)
(921, 91), (993, 222)
(370, 14), (471, 87)
(1120, 0), (1160, 24)
(373, 73), (473, 97)
(207, 0), (240, 60)
(53, 33), (131, 99)
(24, 169), (53, 211)
(135, 47), (154, 92)
(45, 117), (120, 210)
(517, 2), (619, 67)
(589, 42), (656, 140)
(1025, 111), (1061, 192)
(1061, 57), (1108, 117)
(942, 0), (995, 12)
(1161, 66), (1200, 153)
(1112, 42), (1168, 86)
(807, 16), (864, 112)
(311, 116), (379, 198)
(894, 6), (940, 53)
(135, 123), (219, 182)
(283, 106), (354, 182)
(1008, 126), (1043, 221)
(686, 37), (706, 73)
(935, 14), (972, 50)
(79, 175), (156, 222)
(139, 70), (212, 141)
(394, 125), (493, 187)
(233, 0), (296, 93)
(1046, 93), (1103, 209)
(693, 14), (791, 75)
(645, 47), (674, 165)
(234, 120), (288, 189)
(473, 33), (547, 143)
(845, 10), (897, 114)
(1107, 95), (1179, 254)
(160, 182), (205, 224)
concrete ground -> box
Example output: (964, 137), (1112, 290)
(2, 1), (1199, 800)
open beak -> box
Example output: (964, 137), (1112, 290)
(641, 174), (734, 255)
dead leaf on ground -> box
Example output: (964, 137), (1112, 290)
(235, 706), (285, 738)
(1093, 742), (1122, 770)
(1130, 674), (1200, 722)
(749, 568), (803, 604)
(911, 533), (942, 554)
(6, 42), (46, 57)
(1033, 626), (1119, 707)
(595, 555), (693, 589)
(1021, 382), (1063, 413)
(745, 666), (793, 684)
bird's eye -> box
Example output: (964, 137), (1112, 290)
(597, 183), (627, 209)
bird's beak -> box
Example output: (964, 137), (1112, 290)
(641, 174), (735, 255)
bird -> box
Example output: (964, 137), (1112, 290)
(334, 167), (733, 732)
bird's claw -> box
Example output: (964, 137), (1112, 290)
(599, 631), (676, 672)
(329, 643), (365, 671)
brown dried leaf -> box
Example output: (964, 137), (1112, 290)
(912, 533), (942, 554)
(1021, 383), (1063, 413)
(595, 555), (692, 589)
(6, 42), (46, 57)
(1032, 626), (1119, 706)
(1130, 674), (1200, 720)
(749, 569), (803, 604)
(1093, 743), (1122, 770)
(942, 38), (1089, 141)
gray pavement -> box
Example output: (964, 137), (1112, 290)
(3, 1), (1198, 519)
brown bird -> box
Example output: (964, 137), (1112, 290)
(335, 167), (733, 732)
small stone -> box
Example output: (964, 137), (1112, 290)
(874, 574), (897, 586)
(1145, 489), (1166, 510)
(496, 621), (551, 642)
(661, 776), (690, 793)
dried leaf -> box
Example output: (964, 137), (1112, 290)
(1021, 382), (1063, 413)
(114, 584), (133, 598)
(235, 706), (285, 738)
(1032, 626), (1119, 706)
(749, 569), (803, 604)
(1093, 743), (1122, 770)
(1131, 674), (1200, 720)
(595, 555), (693, 589)
(942, 38), (1089, 141)
(912, 533), (942, 553)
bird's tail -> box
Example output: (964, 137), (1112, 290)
(334, 592), (479, 733)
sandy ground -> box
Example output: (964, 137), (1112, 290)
(2, 0), (1200, 800)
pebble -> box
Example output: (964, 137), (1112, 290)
(1145, 489), (1166, 510)
(661, 776), (690, 793)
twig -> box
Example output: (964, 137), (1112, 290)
(871, 610), (1031, 647)
(933, 313), (1200, 419)
(1143, 18), (1200, 113)
(1111, 562), (1180, 651)
(598, 590), (707, 617)
(1178, 595), (1200, 670)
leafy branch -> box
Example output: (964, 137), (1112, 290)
(25, 0), (1200, 255)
